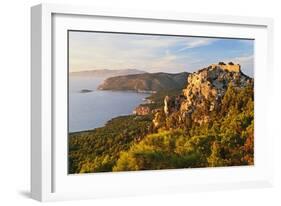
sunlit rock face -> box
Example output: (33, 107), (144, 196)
(153, 62), (253, 128)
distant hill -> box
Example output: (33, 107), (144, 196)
(98, 72), (189, 92)
(69, 69), (146, 78)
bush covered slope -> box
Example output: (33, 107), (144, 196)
(69, 62), (254, 173)
(114, 84), (254, 171)
(97, 72), (189, 92)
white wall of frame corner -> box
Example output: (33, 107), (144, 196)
(0, 0), (280, 205)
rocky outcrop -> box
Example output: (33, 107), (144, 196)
(211, 62), (241, 73)
(133, 105), (151, 116)
(153, 62), (253, 128)
(164, 95), (185, 115)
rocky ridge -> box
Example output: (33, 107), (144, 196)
(153, 62), (253, 128)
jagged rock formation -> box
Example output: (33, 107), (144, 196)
(153, 62), (253, 128)
(163, 95), (185, 115)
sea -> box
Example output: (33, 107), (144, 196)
(69, 76), (149, 133)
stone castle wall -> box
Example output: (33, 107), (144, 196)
(211, 63), (241, 73)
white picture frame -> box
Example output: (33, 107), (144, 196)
(31, 3), (274, 202)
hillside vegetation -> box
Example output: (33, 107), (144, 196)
(97, 72), (189, 92)
(69, 62), (254, 173)
(69, 115), (153, 173)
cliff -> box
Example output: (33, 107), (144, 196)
(97, 72), (189, 92)
(153, 62), (253, 128)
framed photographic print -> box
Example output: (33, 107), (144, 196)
(31, 3), (274, 201)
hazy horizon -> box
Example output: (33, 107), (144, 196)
(69, 31), (254, 77)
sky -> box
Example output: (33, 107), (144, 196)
(69, 31), (254, 77)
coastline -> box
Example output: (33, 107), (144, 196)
(69, 89), (153, 133)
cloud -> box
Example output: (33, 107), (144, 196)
(69, 31), (253, 75)
(69, 33), (192, 72)
(177, 38), (216, 52)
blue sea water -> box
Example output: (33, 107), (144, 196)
(69, 76), (149, 132)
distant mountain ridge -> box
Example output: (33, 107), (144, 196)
(98, 72), (190, 92)
(70, 69), (146, 78)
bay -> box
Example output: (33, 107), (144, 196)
(69, 76), (149, 132)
